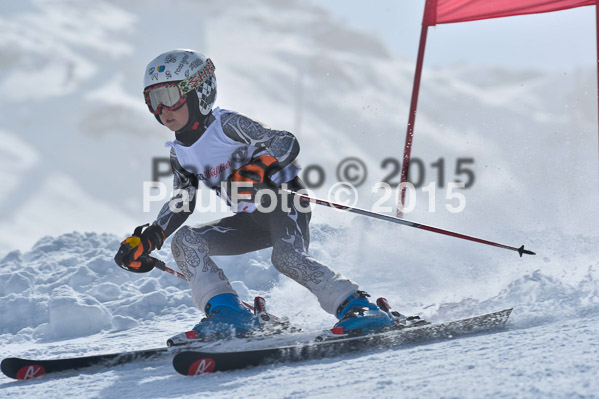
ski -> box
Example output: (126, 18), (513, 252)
(1, 347), (170, 380)
(1, 297), (297, 381)
(173, 308), (512, 376)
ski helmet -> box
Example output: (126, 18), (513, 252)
(143, 49), (217, 119)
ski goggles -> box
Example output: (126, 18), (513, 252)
(143, 58), (215, 115)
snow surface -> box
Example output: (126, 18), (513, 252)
(1, 0), (599, 397)
(1, 229), (599, 398)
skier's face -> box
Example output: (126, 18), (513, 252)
(159, 103), (190, 132)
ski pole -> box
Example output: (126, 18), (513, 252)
(285, 190), (535, 257)
(146, 256), (189, 281)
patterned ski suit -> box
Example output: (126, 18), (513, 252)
(153, 108), (358, 314)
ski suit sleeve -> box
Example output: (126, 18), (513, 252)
(152, 148), (199, 238)
(221, 112), (300, 167)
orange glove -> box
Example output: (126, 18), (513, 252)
(227, 154), (280, 201)
(114, 224), (165, 273)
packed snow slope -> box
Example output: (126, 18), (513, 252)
(1, 230), (599, 398)
(1, 0), (599, 397)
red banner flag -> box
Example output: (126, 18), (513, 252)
(423, 0), (595, 26)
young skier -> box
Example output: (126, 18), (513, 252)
(114, 49), (401, 340)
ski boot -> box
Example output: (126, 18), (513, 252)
(167, 293), (261, 346)
(322, 292), (429, 340)
(330, 291), (396, 337)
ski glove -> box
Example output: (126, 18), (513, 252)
(226, 154), (280, 203)
(114, 224), (165, 273)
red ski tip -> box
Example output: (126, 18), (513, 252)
(187, 358), (216, 376)
(16, 364), (46, 380)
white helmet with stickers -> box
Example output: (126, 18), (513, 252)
(143, 49), (217, 117)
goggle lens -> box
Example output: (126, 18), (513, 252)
(144, 84), (185, 115)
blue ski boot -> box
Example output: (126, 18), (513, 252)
(189, 293), (261, 342)
(332, 291), (395, 336)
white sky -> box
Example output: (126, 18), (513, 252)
(317, 0), (597, 71)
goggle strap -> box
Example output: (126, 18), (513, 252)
(178, 58), (216, 95)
